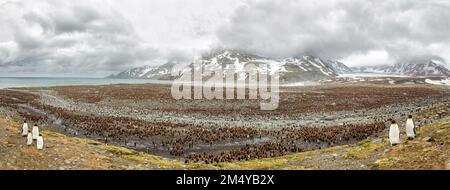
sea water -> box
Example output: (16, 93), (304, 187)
(0, 77), (172, 89)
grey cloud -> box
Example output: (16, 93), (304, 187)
(0, 1), (162, 77)
(22, 5), (134, 36)
(2, 0), (450, 76)
(217, 0), (450, 65)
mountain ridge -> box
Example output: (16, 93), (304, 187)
(108, 50), (450, 81)
(108, 50), (352, 83)
(351, 60), (450, 77)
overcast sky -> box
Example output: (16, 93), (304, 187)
(0, 0), (449, 77)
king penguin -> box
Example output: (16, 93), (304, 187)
(389, 120), (400, 146)
(406, 115), (415, 140)
(21, 121), (28, 137)
(26, 131), (33, 145)
(37, 134), (44, 150)
(32, 124), (39, 140)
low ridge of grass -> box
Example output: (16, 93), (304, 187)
(343, 140), (386, 160)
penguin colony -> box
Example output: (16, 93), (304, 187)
(48, 84), (445, 116)
(18, 101), (423, 163)
(21, 121), (44, 150)
(0, 87), (440, 163)
(18, 115), (417, 163)
(185, 122), (387, 163)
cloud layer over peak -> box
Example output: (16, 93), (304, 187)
(0, 0), (164, 76)
(218, 0), (450, 67)
(0, 0), (241, 77)
(0, 0), (449, 76)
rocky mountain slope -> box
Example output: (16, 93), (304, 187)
(352, 60), (450, 77)
(108, 62), (180, 80)
(109, 51), (450, 81)
(109, 50), (352, 83)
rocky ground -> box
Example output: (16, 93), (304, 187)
(0, 82), (449, 166)
(0, 103), (448, 170)
(0, 110), (187, 170)
(18, 83), (450, 128)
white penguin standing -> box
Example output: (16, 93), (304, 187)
(389, 120), (400, 146)
(26, 132), (33, 145)
(37, 134), (44, 150)
(406, 115), (415, 140)
(32, 124), (39, 140)
(21, 121), (28, 137)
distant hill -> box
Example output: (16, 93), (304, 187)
(351, 59), (450, 77)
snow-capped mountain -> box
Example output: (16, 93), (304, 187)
(108, 62), (181, 80)
(108, 65), (156, 79)
(108, 50), (450, 81)
(108, 50), (352, 83)
(139, 61), (180, 80)
(327, 60), (353, 74)
(193, 50), (342, 82)
(351, 60), (450, 77)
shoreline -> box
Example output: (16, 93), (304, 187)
(0, 77), (173, 89)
